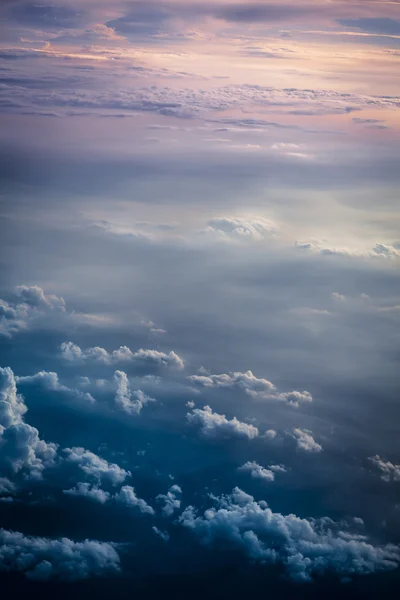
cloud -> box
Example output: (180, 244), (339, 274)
(60, 341), (184, 369)
(63, 482), (111, 504)
(188, 370), (312, 407)
(0, 286), (65, 337)
(179, 487), (400, 582)
(294, 240), (400, 259)
(156, 484), (182, 516)
(0, 528), (120, 581)
(0, 477), (16, 496)
(16, 371), (95, 404)
(152, 526), (169, 541)
(114, 370), (155, 415)
(114, 485), (155, 515)
(238, 461), (275, 482)
(369, 455), (400, 483)
(292, 428), (322, 453)
(0, 367), (58, 479)
(63, 447), (130, 486)
(1, 78), (400, 121)
(186, 405), (259, 440)
(205, 216), (276, 240)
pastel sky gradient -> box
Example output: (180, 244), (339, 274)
(0, 1), (400, 598)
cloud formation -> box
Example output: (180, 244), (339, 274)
(369, 455), (400, 483)
(188, 370), (312, 407)
(0, 529), (120, 581)
(292, 428), (322, 453)
(180, 487), (400, 582)
(61, 342), (184, 369)
(186, 405), (259, 440)
(114, 370), (155, 415)
(0, 367), (58, 479)
(157, 484), (182, 516)
(63, 447), (130, 486)
(238, 461), (275, 482)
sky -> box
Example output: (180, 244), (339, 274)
(0, 1), (400, 597)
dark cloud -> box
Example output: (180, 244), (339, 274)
(0, 528), (120, 580)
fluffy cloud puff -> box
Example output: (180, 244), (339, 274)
(179, 487), (400, 582)
(16, 371), (95, 404)
(114, 370), (155, 416)
(188, 370), (312, 407)
(63, 483), (111, 504)
(186, 405), (259, 440)
(369, 455), (400, 483)
(238, 462), (276, 482)
(60, 341), (184, 369)
(0, 286), (65, 337)
(156, 484), (182, 517)
(292, 428), (322, 453)
(115, 485), (155, 515)
(0, 367), (58, 479)
(0, 529), (120, 581)
(63, 447), (130, 486)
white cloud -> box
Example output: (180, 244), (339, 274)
(0, 529), (120, 581)
(186, 405), (259, 440)
(188, 370), (312, 407)
(0, 367), (58, 479)
(63, 447), (130, 486)
(292, 428), (322, 453)
(238, 461), (275, 482)
(0, 286), (65, 337)
(60, 342), (184, 369)
(63, 482), (111, 504)
(114, 485), (155, 515)
(179, 487), (400, 582)
(369, 455), (400, 483)
(157, 484), (182, 517)
(114, 370), (155, 416)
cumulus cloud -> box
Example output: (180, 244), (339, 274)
(157, 484), (182, 517)
(0, 529), (120, 581)
(369, 455), (400, 483)
(63, 447), (130, 486)
(292, 428), (322, 453)
(114, 370), (155, 416)
(0, 286), (65, 337)
(0, 367), (58, 479)
(205, 216), (276, 240)
(60, 342), (184, 369)
(186, 405), (259, 440)
(63, 482), (111, 504)
(238, 461), (275, 482)
(188, 370), (312, 407)
(16, 371), (95, 404)
(114, 485), (155, 515)
(180, 487), (400, 582)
